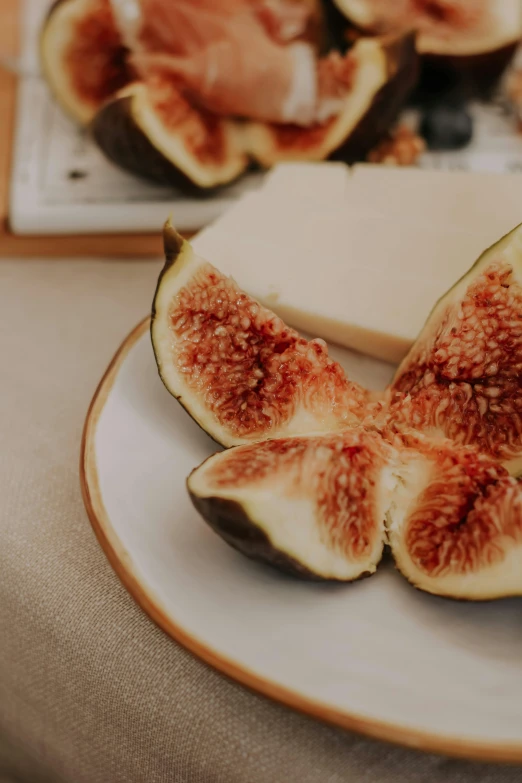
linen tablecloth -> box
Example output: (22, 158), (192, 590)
(1, 257), (521, 783)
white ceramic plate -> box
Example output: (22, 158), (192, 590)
(81, 319), (522, 762)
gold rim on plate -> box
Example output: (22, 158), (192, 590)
(80, 317), (522, 764)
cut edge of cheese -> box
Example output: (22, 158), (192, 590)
(191, 164), (522, 364)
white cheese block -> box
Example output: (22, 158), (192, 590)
(261, 161), (351, 203)
(350, 165), (522, 243)
(192, 165), (522, 363)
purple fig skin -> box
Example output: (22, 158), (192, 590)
(42, 0), (72, 24)
(150, 224), (232, 446)
(332, 31), (419, 163)
(337, 10), (518, 102)
(92, 33), (417, 189)
(189, 482), (376, 582)
(190, 490), (330, 580)
(418, 42), (519, 101)
(91, 95), (236, 195)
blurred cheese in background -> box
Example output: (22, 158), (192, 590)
(193, 162), (522, 363)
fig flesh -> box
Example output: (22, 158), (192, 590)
(332, 0), (522, 99)
(41, 0), (417, 189)
(40, 0), (132, 125)
(332, 0), (521, 58)
(190, 421), (522, 595)
(387, 434), (522, 600)
(91, 80), (249, 191)
(389, 222), (522, 476)
(245, 33), (418, 166)
(188, 428), (393, 581)
(92, 34), (417, 190)
(151, 222), (371, 448)
(154, 219), (522, 599)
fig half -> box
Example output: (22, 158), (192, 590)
(151, 222), (371, 447)
(245, 33), (418, 166)
(389, 222), (522, 476)
(40, 0), (131, 125)
(91, 33), (417, 189)
(332, 0), (522, 98)
(188, 429), (393, 581)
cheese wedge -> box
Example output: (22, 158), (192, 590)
(193, 165), (522, 363)
(350, 165), (522, 240)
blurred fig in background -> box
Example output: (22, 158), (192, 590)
(40, 0), (132, 124)
(91, 33), (417, 190)
(40, 0), (419, 191)
(330, 0), (522, 100)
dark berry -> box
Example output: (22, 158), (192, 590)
(420, 105), (473, 151)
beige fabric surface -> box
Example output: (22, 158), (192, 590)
(1, 257), (522, 783)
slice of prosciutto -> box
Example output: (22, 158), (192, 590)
(110, 0), (313, 50)
(109, 0), (350, 126)
(250, 0), (312, 42)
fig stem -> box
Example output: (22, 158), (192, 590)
(163, 219), (185, 264)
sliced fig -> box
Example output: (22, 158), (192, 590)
(387, 434), (522, 600)
(91, 33), (416, 187)
(188, 428), (392, 581)
(40, 0), (132, 125)
(189, 421), (522, 594)
(151, 222), (372, 447)
(245, 33), (418, 166)
(91, 79), (249, 191)
(388, 222), (522, 475)
(332, 0), (522, 98)
(153, 216), (522, 599)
